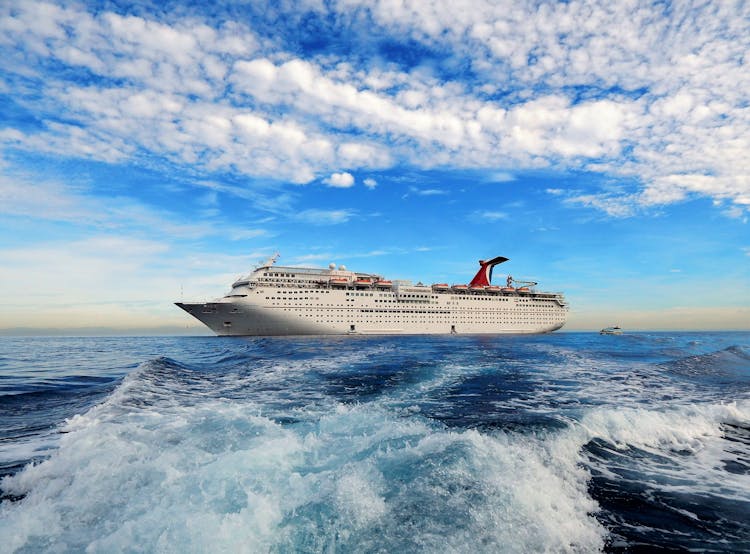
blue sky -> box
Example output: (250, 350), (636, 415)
(0, 0), (748, 332)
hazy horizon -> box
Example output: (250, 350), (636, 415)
(2, 322), (749, 337)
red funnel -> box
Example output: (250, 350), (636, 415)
(468, 256), (509, 288)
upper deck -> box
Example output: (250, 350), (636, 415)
(227, 264), (565, 304)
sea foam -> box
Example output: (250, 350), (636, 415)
(0, 361), (607, 553)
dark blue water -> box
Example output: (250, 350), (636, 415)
(1, 332), (749, 552)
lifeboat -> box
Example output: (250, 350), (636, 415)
(354, 279), (372, 288)
(329, 277), (349, 286)
(485, 286), (501, 293)
(469, 286), (485, 292)
(516, 286), (530, 293)
(501, 287), (515, 293)
(432, 283), (450, 291)
(452, 284), (468, 292)
(374, 280), (393, 288)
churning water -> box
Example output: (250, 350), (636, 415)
(1, 332), (749, 552)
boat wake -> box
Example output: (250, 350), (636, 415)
(1, 334), (749, 552)
(1, 354), (608, 552)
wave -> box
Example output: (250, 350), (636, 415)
(575, 400), (750, 550)
(0, 394), (606, 552)
(660, 345), (750, 379)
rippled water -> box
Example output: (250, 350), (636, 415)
(1, 332), (749, 552)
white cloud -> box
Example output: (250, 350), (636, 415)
(288, 247), (418, 265)
(723, 206), (748, 223)
(334, 1), (749, 214)
(363, 178), (378, 189)
(410, 187), (447, 196)
(565, 193), (636, 218)
(0, 173), (272, 241)
(324, 172), (355, 188)
(337, 142), (391, 168)
(487, 172), (515, 183)
(1, 0), (749, 215)
(476, 210), (508, 221)
(0, 175), (97, 223)
(296, 208), (354, 224)
(228, 229), (268, 240)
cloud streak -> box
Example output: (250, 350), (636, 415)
(0, 173), (268, 241)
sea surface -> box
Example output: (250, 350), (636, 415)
(0, 332), (749, 553)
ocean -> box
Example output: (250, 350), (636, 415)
(0, 332), (748, 552)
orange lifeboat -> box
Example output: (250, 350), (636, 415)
(374, 280), (393, 288)
(485, 286), (501, 293)
(516, 286), (530, 293)
(329, 277), (349, 286)
(501, 287), (515, 293)
(432, 283), (450, 291)
(354, 279), (372, 288)
(452, 284), (468, 292)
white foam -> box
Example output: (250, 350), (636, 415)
(0, 430), (59, 470)
(571, 400), (750, 501)
(0, 393), (606, 552)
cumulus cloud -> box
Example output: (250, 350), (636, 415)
(324, 172), (355, 188)
(0, 0), (748, 215)
(363, 178), (378, 189)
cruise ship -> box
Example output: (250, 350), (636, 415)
(176, 255), (568, 336)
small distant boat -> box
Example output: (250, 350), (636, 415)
(600, 326), (622, 335)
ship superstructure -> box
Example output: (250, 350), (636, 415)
(176, 255), (568, 336)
